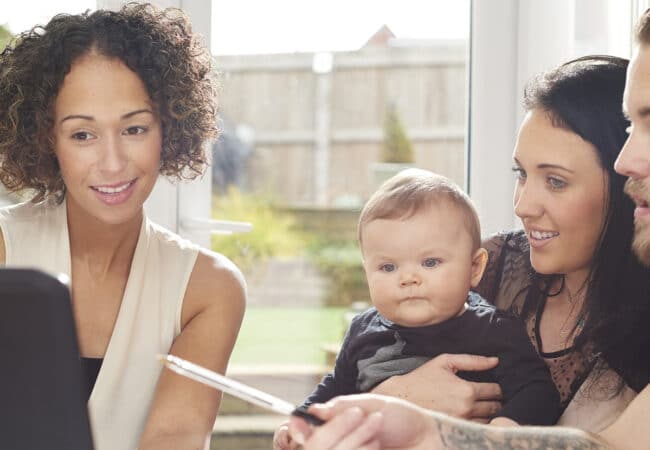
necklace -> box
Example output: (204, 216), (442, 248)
(567, 286), (576, 304)
(564, 278), (586, 305)
(559, 278), (587, 338)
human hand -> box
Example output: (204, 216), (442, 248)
(488, 416), (519, 427)
(288, 394), (441, 450)
(273, 421), (299, 450)
(370, 353), (502, 422)
(289, 393), (614, 450)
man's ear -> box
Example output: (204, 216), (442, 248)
(470, 247), (488, 288)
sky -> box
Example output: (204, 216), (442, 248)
(2, 0), (470, 55)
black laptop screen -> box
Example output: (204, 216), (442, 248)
(0, 268), (94, 450)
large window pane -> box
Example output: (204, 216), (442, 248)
(210, 1), (470, 446)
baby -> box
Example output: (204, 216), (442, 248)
(274, 169), (559, 449)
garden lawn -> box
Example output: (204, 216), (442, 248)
(229, 306), (347, 365)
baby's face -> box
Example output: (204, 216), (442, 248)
(361, 204), (483, 327)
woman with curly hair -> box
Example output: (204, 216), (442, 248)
(0, 4), (245, 450)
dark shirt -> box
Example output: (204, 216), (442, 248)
(304, 291), (561, 425)
(80, 357), (103, 402)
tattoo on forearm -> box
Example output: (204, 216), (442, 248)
(435, 418), (611, 450)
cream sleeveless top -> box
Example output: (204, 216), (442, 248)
(0, 199), (199, 450)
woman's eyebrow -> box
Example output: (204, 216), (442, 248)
(59, 114), (93, 124)
(121, 108), (154, 120)
(513, 158), (573, 173)
(537, 163), (574, 173)
(59, 108), (153, 124)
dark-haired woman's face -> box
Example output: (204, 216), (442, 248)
(512, 109), (607, 282)
(52, 52), (162, 227)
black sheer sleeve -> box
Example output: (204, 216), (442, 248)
(475, 232), (510, 303)
(477, 230), (532, 315)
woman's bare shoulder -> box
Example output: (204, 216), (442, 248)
(182, 248), (246, 323)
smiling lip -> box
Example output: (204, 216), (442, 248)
(634, 206), (650, 219)
(628, 195), (650, 219)
(527, 229), (559, 249)
(90, 178), (137, 206)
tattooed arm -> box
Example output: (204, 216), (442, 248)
(288, 394), (613, 450)
(436, 416), (609, 450)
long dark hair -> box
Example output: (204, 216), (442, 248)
(522, 55), (650, 391)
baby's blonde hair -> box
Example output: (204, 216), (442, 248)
(358, 168), (481, 250)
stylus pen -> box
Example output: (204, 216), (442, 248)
(158, 354), (324, 426)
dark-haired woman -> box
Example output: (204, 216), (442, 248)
(366, 55), (650, 433)
(478, 55), (650, 430)
(0, 4), (245, 450)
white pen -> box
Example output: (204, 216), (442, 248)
(158, 354), (324, 425)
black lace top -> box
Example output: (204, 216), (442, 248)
(475, 230), (595, 411)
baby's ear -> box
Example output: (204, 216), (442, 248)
(470, 247), (488, 288)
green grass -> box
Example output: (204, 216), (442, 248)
(229, 306), (347, 365)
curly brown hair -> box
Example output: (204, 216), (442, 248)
(0, 2), (217, 202)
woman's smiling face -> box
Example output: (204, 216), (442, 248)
(53, 52), (162, 226)
(512, 109), (608, 279)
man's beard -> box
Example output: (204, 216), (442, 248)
(632, 220), (650, 265)
(625, 178), (650, 265)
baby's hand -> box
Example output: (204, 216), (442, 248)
(489, 416), (519, 427)
(273, 421), (299, 450)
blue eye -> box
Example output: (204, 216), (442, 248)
(548, 177), (567, 190)
(423, 258), (440, 268)
(380, 263), (396, 273)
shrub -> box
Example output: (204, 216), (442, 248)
(308, 239), (369, 307)
(0, 25), (12, 52)
(211, 187), (306, 271)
